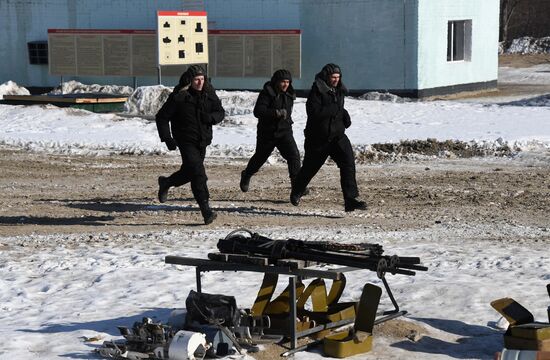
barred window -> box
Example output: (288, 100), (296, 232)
(28, 41), (48, 65)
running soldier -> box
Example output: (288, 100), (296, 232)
(240, 69), (301, 192)
(290, 63), (366, 212)
(155, 65), (225, 224)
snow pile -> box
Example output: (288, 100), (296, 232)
(505, 36), (550, 54)
(217, 90), (258, 116)
(0, 104), (162, 155)
(124, 85), (173, 116)
(358, 91), (409, 103)
(0, 81), (30, 100)
(48, 80), (134, 96)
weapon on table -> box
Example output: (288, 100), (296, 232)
(216, 229), (428, 278)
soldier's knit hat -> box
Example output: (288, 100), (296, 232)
(271, 69), (292, 83)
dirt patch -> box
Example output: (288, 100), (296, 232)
(0, 148), (549, 238)
(499, 54), (550, 68)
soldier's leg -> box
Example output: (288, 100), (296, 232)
(184, 145), (216, 224)
(330, 136), (366, 211)
(244, 138), (276, 176)
(241, 138), (276, 192)
(330, 135), (359, 199)
(276, 133), (301, 180)
(158, 142), (191, 202)
(167, 145), (193, 186)
(291, 140), (328, 205)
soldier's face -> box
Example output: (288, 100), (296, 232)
(278, 79), (290, 92)
(329, 73), (340, 87)
(191, 75), (205, 91)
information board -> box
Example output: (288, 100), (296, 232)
(209, 30), (301, 78)
(48, 28), (301, 79)
(157, 11), (209, 66)
(48, 29), (158, 77)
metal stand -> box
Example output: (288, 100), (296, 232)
(165, 255), (407, 353)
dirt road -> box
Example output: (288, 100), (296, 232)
(1, 149), (548, 239)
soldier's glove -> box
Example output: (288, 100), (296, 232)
(343, 110), (352, 128)
(163, 137), (178, 151)
(275, 109), (287, 120)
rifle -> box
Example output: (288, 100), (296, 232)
(216, 229), (428, 278)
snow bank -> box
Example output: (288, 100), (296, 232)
(358, 91), (410, 103)
(49, 80), (134, 96)
(504, 36), (550, 54)
(0, 81), (30, 100)
(124, 85), (172, 116)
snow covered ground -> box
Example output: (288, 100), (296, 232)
(0, 61), (549, 360)
(1, 62), (550, 159)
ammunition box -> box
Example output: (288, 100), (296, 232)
(504, 334), (550, 351)
(510, 323), (550, 341)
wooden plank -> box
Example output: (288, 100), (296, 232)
(3, 95), (127, 104)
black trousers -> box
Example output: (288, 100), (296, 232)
(293, 135), (359, 199)
(168, 142), (209, 204)
(244, 132), (301, 180)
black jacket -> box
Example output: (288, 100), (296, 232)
(304, 75), (351, 143)
(253, 81), (296, 139)
(156, 83), (225, 147)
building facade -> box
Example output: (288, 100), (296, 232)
(0, 0), (499, 96)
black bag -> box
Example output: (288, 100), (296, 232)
(185, 290), (240, 328)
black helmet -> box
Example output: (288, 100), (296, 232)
(271, 69), (292, 84)
(321, 63), (341, 82)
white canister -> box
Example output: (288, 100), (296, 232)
(168, 330), (207, 360)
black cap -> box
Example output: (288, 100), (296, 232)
(322, 63), (341, 76)
(271, 69), (292, 83)
(179, 65), (206, 86)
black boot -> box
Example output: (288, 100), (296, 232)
(158, 176), (170, 203)
(290, 187), (302, 206)
(344, 197), (367, 212)
(199, 200), (217, 225)
(240, 171), (251, 192)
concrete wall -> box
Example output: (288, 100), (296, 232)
(416, 0), (499, 90)
(298, 0), (418, 92)
(0, 0), (498, 95)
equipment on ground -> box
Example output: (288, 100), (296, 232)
(491, 284), (550, 352)
(216, 229), (428, 278)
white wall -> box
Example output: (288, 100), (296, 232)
(416, 0), (499, 90)
(0, 0), (182, 88)
(0, 0), (499, 94)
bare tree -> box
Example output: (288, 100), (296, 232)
(500, 0), (522, 46)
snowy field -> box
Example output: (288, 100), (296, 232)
(0, 62), (549, 360)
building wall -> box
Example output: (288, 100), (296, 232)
(0, 0), (498, 94)
(298, 0), (418, 92)
(416, 0), (499, 90)
(0, 0), (183, 88)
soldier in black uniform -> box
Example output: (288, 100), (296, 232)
(290, 63), (366, 212)
(240, 69), (301, 192)
(155, 65), (225, 224)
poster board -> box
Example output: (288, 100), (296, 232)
(48, 28), (301, 78)
(209, 30), (301, 78)
(48, 29), (158, 77)
(157, 11), (209, 66)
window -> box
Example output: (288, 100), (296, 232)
(28, 41), (48, 65)
(447, 20), (472, 62)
